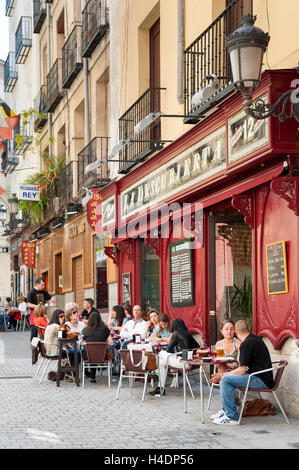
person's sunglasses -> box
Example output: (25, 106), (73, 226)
(59, 314), (65, 318)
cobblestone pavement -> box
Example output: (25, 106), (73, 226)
(0, 331), (298, 450)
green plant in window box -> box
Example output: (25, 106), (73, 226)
(18, 153), (65, 223)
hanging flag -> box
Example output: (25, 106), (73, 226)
(0, 111), (12, 140)
(0, 99), (20, 129)
(87, 188), (102, 231)
(21, 240), (36, 269)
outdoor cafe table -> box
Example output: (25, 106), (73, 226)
(181, 357), (236, 424)
(56, 337), (80, 387)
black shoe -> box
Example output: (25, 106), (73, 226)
(148, 387), (165, 397)
(84, 370), (91, 378)
(90, 378), (96, 383)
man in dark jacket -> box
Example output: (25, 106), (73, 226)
(81, 298), (99, 322)
(210, 319), (274, 425)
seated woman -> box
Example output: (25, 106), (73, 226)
(149, 318), (198, 397)
(44, 309), (80, 380)
(144, 309), (160, 341)
(155, 313), (172, 345)
(81, 311), (113, 383)
(65, 302), (85, 334)
(33, 304), (49, 338)
(121, 303), (133, 324)
(214, 319), (240, 374)
(109, 305), (126, 333)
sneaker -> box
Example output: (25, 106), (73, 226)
(213, 413), (238, 425)
(148, 386), (165, 397)
(210, 409), (225, 420)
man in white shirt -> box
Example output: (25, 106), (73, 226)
(120, 304), (147, 341)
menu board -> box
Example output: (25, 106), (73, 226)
(266, 241), (288, 295)
(169, 239), (194, 307)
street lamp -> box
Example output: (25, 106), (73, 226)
(226, 14), (299, 122)
(7, 193), (19, 217)
(0, 205), (7, 225)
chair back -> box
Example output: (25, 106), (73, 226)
(85, 342), (108, 364)
(272, 360), (288, 391)
(119, 349), (145, 373)
(39, 341), (47, 359)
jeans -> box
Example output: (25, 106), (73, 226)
(220, 373), (268, 421)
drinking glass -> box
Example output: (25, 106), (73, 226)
(211, 345), (216, 358)
(216, 345), (224, 358)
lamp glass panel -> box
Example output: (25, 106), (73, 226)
(240, 47), (263, 87)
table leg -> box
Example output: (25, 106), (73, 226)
(183, 363), (187, 413)
(57, 344), (62, 387)
(200, 364), (204, 424)
(74, 345), (80, 386)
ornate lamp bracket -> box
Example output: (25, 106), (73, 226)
(118, 239), (134, 262)
(231, 193), (254, 229)
(244, 89), (299, 122)
(271, 175), (299, 216)
(145, 237), (160, 256)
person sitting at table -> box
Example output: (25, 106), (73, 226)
(44, 309), (80, 381)
(149, 318), (198, 397)
(144, 309), (160, 341)
(81, 298), (99, 323)
(5, 297), (17, 330)
(81, 311), (113, 383)
(214, 319), (240, 374)
(121, 303), (133, 324)
(110, 305), (126, 333)
(65, 302), (86, 334)
(120, 304), (147, 344)
(33, 304), (49, 338)
(155, 313), (172, 345)
(0, 305), (9, 331)
(209, 319), (274, 426)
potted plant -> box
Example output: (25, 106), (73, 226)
(231, 276), (253, 331)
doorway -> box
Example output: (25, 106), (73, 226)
(140, 240), (160, 314)
(209, 206), (252, 343)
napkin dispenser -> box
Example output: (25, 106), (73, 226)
(182, 349), (194, 361)
(133, 334), (141, 344)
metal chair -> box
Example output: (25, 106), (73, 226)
(81, 342), (112, 388)
(237, 360), (290, 425)
(33, 338), (74, 384)
(21, 309), (31, 331)
(116, 349), (150, 401)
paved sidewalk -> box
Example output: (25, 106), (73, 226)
(0, 331), (298, 449)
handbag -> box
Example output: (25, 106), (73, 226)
(243, 398), (277, 416)
(145, 352), (157, 371)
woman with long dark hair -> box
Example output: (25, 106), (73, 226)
(81, 311), (113, 383)
(167, 318), (199, 353)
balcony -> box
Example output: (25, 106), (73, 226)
(15, 16), (32, 64)
(62, 25), (83, 89)
(58, 162), (76, 206)
(34, 85), (48, 131)
(1, 141), (19, 174)
(184, 0), (252, 123)
(118, 87), (164, 174)
(77, 137), (110, 193)
(33, 0), (47, 34)
(5, 0), (16, 16)
(13, 120), (33, 155)
(4, 52), (18, 92)
(47, 59), (64, 112)
(82, 0), (109, 58)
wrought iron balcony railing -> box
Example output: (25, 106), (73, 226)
(4, 52), (18, 92)
(13, 120), (33, 155)
(58, 161), (76, 205)
(118, 88), (164, 174)
(5, 0), (15, 16)
(15, 16), (32, 64)
(77, 137), (110, 193)
(47, 59), (64, 112)
(62, 25), (83, 89)
(34, 85), (48, 130)
(1, 140), (19, 174)
(184, 0), (252, 123)
(33, 0), (47, 34)
(82, 0), (109, 58)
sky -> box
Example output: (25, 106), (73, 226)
(0, 3), (9, 62)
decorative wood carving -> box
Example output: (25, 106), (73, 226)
(104, 246), (118, 265)
(118, 240), (134, 262)
(144, 237), (160, 256)
(231, 193), (254, 229)
(270, 176), (299, 216)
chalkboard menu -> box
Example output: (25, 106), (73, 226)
(266, 241), (288, 294)
(169, 239), (195, 307)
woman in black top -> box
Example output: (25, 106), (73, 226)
(81, 311), (112, 382)
(167, 318), (198, 353)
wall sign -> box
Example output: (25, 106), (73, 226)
(19, 184), (40, 201)
(87, 189), (102, 231)
(21, 240), (36, 269)
(169, 239), (194, 307)
(121, 126), (226, 219)
(122, 272), (131, 304)
(266, 240), (288, 294)
(68, 222), (85, 239)
(228, 94), (269, 163)
(102, 195), (116, 228)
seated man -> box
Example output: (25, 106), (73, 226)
(120, 304), (147, 343)
(210, 319), (274, 425)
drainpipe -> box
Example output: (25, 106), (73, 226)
(83, 0), (90, 145)
(177, 0), (185, 104)
(46, 3), (53, 156)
